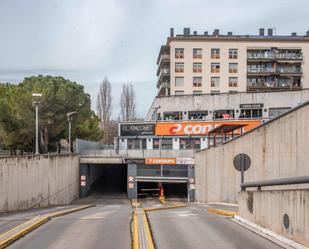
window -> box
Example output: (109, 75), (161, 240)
(127, 139), (141, 149)
(180, 138), (201, 149)
(193, 90), (202, 95)
(193, 48), (202, 59)
(211, 48), (220, 59)
(163, 111), (183, 120)
(175, 77), (184, 87)
(239, 109), (262, 118)
(193, 77), (202, 87)
(269, 107), (291, 118)
(188, 111), (208, 120)
(229, 49), (238, 59)
(211, 63), (220, 73)
(229, 77), (238, 87)
(161, 138), (173, 150)
(175, 90), (184, 95)
(229, 63), (238, 73)
(214, 109), (235, 119)
(211, 77), (220, 87)
(175, 48), (184, 59)
(153, 138), (160, 149)
(193, 63), (202, 73)
(141, 139), (147, 149)
(175, 63), (184, 73)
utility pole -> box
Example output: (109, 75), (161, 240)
(67, 112), (78, 153)
(32, 93), (42, 155)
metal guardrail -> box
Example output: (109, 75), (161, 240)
(241, 176), (309, 190)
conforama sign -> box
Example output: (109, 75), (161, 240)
(155, 120), (261, 136)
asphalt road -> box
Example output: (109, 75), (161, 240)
(7, 204), (132, 249)
(0, 206), (77, 235)
(148, 206), (283, 249)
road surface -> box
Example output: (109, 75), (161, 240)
(147, 205), (283, 249)
(7, 204), (132, 249)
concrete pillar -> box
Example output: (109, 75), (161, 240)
(187, 165), (195, 202)
(79, 164), (90, 198)
(127, 163), (137, 199)
(147, 138), (153, 150)
(173, 138), (180, 150)
(200, 137), (208, 149)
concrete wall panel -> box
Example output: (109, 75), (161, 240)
(0, 154), (79, 213)
(195, 103), (309, 204)
(239, 190), (309, 247)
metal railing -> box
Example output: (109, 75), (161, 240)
(241, 175), (309, 190)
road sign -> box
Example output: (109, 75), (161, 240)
(128, 176), (134, 182)
(177, 158), (195, 165)
(145, 157), (176, 165)
(80, 175), (86, 181)
(80, 181), (86, 186)
(233, 153), (251, 172)
(128, 183), (134, 189)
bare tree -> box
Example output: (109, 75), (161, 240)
(96, 77), (112, 143)
(120, 83), (136, 121)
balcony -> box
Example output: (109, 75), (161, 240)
(157, 53), (170, 75)
(247, 53), (275, 61)
(277, 67), (302, 75)
(248, 50), (303, 62)
(247, 67), (276, 75)
(247, 79), (302, 91)
(157, 68), (170, 87)
(275, 52), (303, 61)
(158, 81), (170, 96)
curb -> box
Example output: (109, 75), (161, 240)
(233, 215), (309, 249)
(208, 209), (238, 217)
(132, 210), (139, 249)
(0, 204), (95, 249)
(144, 202), (187, 212)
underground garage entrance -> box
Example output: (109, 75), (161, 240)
(79, 160), (195, 201)
(79, 164), (127, 198)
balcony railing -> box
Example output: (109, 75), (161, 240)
(247, 53), (275, 60)
(247, 67), (302, 74)
(157, 68), (170, 87)
(277, 68), (302, 74)
(247, 68), (275, 73)
(275, 53), (303, 60)
(248, 52), (303, 61)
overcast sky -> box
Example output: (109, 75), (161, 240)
(1, 0), (309, 118)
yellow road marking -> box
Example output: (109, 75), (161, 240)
(132, 210), (139, 249)
(208, 209), (239, 217)
(0, 205), (95, 249)
(142, 210), (155, 249)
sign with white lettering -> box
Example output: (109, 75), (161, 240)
(120, 123), (155, 136)
(239, 103), (264, 109)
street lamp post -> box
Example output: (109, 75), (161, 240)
(32, 93), (42, 155)
(66, 112), (78, 153)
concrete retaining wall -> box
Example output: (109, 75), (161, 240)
(0, 154), (79, 213)
(195, 102), (309, 204)
(239, 190), (309, 247)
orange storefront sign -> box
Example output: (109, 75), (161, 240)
(145, 158), (176, 165)
(155, 120), (261, 136)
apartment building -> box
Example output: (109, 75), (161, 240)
(157, 28), (309, 96)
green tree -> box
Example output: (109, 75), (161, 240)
(0, 75), (102, 153)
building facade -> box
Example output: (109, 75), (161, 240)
(157, 28), (309, 96)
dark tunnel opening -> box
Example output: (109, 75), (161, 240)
(90, 164), (127, 198)
(137, 182), (160, 198)
(163, 183), (188, 200)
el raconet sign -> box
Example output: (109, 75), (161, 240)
(120, 123), (155, 136)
